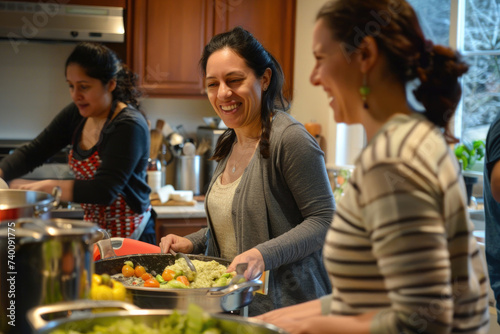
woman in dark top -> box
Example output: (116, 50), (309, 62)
(0, 42), (155, 244)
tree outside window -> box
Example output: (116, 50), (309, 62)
(461, 0), (500, 143)
(408, 0), (500, 144)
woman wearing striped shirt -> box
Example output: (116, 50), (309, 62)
(258, 0), (490, 333)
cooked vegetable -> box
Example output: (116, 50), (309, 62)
(50, 304), (223, 334)
(163, 280), (189, 289)
(176, 275), (190, 286)
(121, 264), (135, 277)
(144, 278), (160, 288)
(162, 259), (234, 288)
(111, 259), (236, 289)
(162, 268), (176, 281)
(214, 273), (233, 287)
(134, 265), (146, 278)
(141, 273), (153, 281)
(156, 274), (165, 283)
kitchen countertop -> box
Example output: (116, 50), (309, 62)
(153, 201), (206, 219)
(51, 201), (207, 220)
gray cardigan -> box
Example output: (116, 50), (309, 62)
(185, 111), (335, 315)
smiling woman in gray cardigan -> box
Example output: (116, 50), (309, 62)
(159, 26), (335, 316)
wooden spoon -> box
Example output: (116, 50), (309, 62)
(149, 128), (163, 160)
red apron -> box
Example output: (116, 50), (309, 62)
(69, 150), (145, 238)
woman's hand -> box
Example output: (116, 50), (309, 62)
(265, 316), (332, 334)
(8, 178), (39, 189)
(256, 301), (320, 334)
(10, 179), (74, 202)
(227, 248), (265, 280)
(257, 302), (375, 334)
(256, 299), (321, 326)
(159, 234), (194, 254)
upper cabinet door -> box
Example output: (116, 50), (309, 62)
(213, 0), (296, 99)
(130, 0), (213, 97)
(129, 0), (295, 98)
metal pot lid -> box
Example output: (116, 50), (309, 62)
(0, 218), (100, 240)
(0, 189), (54, 209)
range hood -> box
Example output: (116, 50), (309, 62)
(0, 1), (124, 43)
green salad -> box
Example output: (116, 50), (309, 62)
(50, 304), (222, 334)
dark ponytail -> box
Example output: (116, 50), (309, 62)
(199, 26), (290, 161)
(113, 64), (142, 110)
(316, 0), (468, 143)
(413, 45), (468, 143)
(65, 42), (143, 110)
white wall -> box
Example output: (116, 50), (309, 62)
(289, 0), (336, 167)
(290, 0), (365, 169)
(0, 40), (214, 139)
(0, 41), (74, 139)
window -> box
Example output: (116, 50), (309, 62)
(460, 0), (500, 143)
(408, 0), (500, 145)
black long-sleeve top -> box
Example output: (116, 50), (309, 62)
(0, 103), (151, 214)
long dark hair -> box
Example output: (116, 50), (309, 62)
(65, 42), (143, 110)
(317, 0), (468, 143)
(199, 26), (290, 160)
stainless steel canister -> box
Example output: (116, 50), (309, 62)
(0, 218), (101, 334)
(175, 155), (205, 195)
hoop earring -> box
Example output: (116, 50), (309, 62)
(359, 73), (370, 109)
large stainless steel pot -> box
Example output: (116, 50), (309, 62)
(0, 188), (61, 221)
(27, 300), (287, 334)
(94, 254), (262, 313)
(0, 219), (102, 334)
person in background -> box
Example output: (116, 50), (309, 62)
(483, 113), (500, 325)
(0, 42), (156, 244)
(257, 0), (490, 333)
(160, 26), (335, 315)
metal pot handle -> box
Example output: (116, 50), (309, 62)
(33, 186), (62, 217)
(94, 228), (118, 259)
(206, 280), (263, 297)
(51, 186), (62, 209)
(27, 300), (139, 330)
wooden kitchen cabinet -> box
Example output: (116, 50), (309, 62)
(128, 0), (296, 98)
(65, 0), (127, 6)
(9, 0), (127, 5)
(213, 0), (296, 99)
(129, 0), (214, 97)
(155, 217), (207, 239)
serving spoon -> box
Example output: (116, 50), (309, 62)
(230, 263), (248, 285)
(169, 249), (197, 272)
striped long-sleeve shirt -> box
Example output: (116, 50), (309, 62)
(324, 113), (490, 334)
